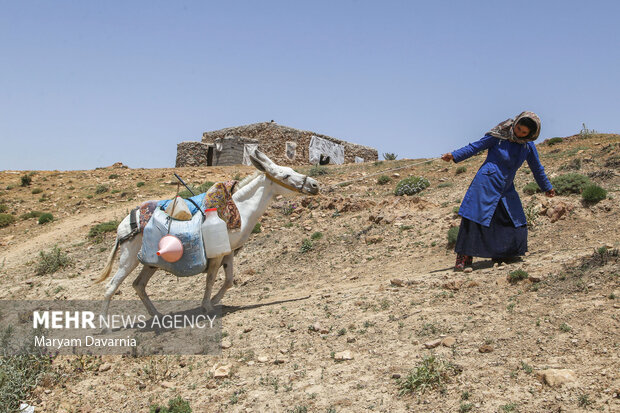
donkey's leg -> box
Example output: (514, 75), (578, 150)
(132, 265), (160, 317)
(202, 257), (223, 313)
(211, 253), (234, 306)
(100, 237), (141, 331)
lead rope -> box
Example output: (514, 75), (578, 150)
(326, 157), (441, 190)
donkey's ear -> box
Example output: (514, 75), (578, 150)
(249, 154), (267, 172)
(254, 149), (274, 165)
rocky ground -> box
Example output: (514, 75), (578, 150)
(0, 133), (618, 412)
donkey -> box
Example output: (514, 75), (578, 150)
(96, 149), (319, 320)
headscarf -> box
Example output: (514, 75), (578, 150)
(486, 111), (541, 144)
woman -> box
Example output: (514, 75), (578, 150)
(442, 111), (555, 271)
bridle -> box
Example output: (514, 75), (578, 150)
(264, 172), (308, 193)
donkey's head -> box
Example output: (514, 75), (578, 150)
(249, 149), (319, 195)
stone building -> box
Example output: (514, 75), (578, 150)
(175, 121), (378, 167)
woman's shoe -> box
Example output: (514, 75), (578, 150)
(454, 254), (473, 271)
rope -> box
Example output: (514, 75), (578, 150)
(326, 157), (441, 189)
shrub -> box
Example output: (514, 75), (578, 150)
(580, 123), (597, 139)
(108, 174), (119, 179)
(137, 181), (145, 187)
(437, 182), (453, 188)
(300, 239), (313, 253)
(31, 188), (43, 194)
(149, 396), (192, 413)
(0, 204), (7, 213)
(252, 223), (262, 234)
(35, 245), (71, 275)
(95, 184), (109, 194)
(447, 226), (459, 246)
(522, 182), (540, 195)
(308, 165), (329, 177)
(0, 350), (54, 412)
(281, 202), (297, 216)
(455, 166), (467, 175)
(394, 176), (430, 196)
(20, 175), (32, 187)
(550, 173), (590, 195)
(581, 184), (607, 203)
(311, 231), (323, 240)
(546, 137), (563, 145)
(507, 269), (529, 284)
(396, 355), (458, 395)
(88, 221), (119, 240)
(377, 175), (391, 185)
(560, 158), (581, 171)
(383, 153), (398, 161)
(20, 211), (43, 220)
(0, 213), (16, 228)
(38, 213), (54, 224)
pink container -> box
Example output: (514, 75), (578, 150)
(156, 235), (184, 263)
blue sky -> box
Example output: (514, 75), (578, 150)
(1, 0), (618, 170)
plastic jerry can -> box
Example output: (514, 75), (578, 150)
(202, 208), (232, 258)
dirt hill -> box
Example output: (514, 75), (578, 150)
(0, 133), (618, 412)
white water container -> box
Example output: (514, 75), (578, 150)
(202, 208), (232, 258)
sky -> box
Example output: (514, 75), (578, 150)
(1, 0), (619, 171)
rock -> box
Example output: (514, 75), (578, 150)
(392, 173), (400, 178)
(479, 345), (494, 353)
(365, 236), (383, 244)
(160, 381), (174, 389)
(98, 363), (112, 372)
(424, 339), (443, 349)
(221, 340), (232, 349)
(390, 278), (405, 287)
(257, 356), (269, 363)
(529, 275), (542, 283)
(538, 369), (576, 387)
(212, 364), (232, 378)
(334, 350), (354, 361)
(442, 337), (456, 347)
(392, 373), (401, 379)
(463, 267), (473, 273)
(243, 327), (253, 333)
(442, 280), (463, 291)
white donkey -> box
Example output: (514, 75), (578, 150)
(96, 149), (319, 320)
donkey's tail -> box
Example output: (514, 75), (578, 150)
(95, 238), (120, 284)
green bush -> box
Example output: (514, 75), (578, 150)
(95, 184), (109, 194)
(581, 184), (607, 203)
(31, 188), (43, 194)
(437, 182), (453, 188)
(383, 153), (398, 161)
(522, 182), (540, 195)
(300, 239), (313, 253)
(149, 396), (192, 413)
(455, 166), (467, 175)
(137, 181), (145, 187)
(0, 350), (54, 412)
(0, 204), (7, 213)
(550, 173), (590, 195)
(88, 221), (119, 239)
(311, 231), (323, 240)
(308, 165), (329, 177)
(377, 175), (391, 185)
(20, 175), (32, 187)
(394, 176), (430, 196)
(560, 158), (581, 171)
(0, 213), (16, 228)
(252, 223), (262, 234)
(35, 245), (72, 275)
(447, 226), (459, 246)
(397, 355), (458, 395)
(108, 174), (119, 179)
(546, 137), (563, 145)
(20, 211), (43, 220)
(38, 213), (54, 224)
(507, 269), (529, 284)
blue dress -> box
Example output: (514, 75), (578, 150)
(451, 135), (552, 258)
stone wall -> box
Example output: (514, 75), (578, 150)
(176, 141), (211, 167)
(201, 122), (378, 165)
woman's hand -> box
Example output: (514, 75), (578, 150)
(441, 153), (454, 162)
(545, 188), (555, 198)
